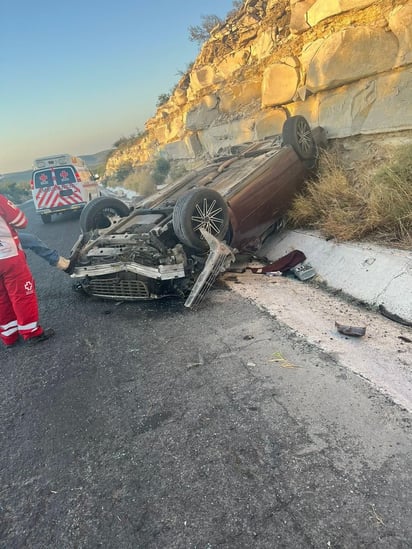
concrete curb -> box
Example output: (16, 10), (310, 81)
(260, 230), (412, 324)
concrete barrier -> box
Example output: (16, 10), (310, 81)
(260, 229), (412, 324)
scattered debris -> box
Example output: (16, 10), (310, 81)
(290, 262), (316, 281)
(242, 251), (317, 282)
(335, 321), (366, 337)
(369, 504), (385, 526)
(265, 270), (282, 277)
(187, 353), (205, 369)
(269, 351), (297, 368)
(247, 250), (306, 274)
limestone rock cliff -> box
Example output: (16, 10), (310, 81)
(106, 0), (412, 176)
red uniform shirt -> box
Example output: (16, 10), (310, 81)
(0, 194), (28, 259)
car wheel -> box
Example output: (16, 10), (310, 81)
(172, 188), (229, 251)
(41, 213), (52, 224)
(282, 116), (316, 161)
(79, 196), (130, 233)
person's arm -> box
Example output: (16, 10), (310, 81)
(19, 231), (61, 267)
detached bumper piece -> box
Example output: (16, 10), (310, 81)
(184, 229), (235, 309)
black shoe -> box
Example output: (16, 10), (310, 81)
(27, 328), (55, 345)
(64, 257), (76, 275)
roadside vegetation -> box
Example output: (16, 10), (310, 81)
(288, 142), (412, 249)
(106, 137), (412, 249)
(115, 168), (156, 197)
(105, 157), (180, 197)
(188, 1), (243, 45)
(0, 181), (31, 204)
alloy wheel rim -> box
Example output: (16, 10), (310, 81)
(191, 198), (225, 236)
(297, 119), (313, 154)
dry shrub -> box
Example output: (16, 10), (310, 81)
(366, 144), (412, 245)
(168, 162), (188, 182)
(288, 143), (412, 248)
(289, 149), (369, 240)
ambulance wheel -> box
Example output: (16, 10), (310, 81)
(80, 197), (130, 233)
(41, 214), (52, 224)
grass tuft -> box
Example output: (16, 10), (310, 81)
(288, 143), (412, 248)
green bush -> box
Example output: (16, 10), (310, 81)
(115, 161), (134, 182)
(152, 158), (170, 185)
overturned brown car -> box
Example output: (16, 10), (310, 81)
(69, 116), (324, 307)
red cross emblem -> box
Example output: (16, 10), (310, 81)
(24, 281), (33, 292)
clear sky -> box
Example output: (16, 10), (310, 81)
(0, 0), (237, 174)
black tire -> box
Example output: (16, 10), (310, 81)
(172, 188), (229, 251)
(80, 196), (130, 233)
(282, 116), (316, 160)
(41, 213), (52, 224)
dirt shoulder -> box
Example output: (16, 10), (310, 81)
(223, 271), (412, 412)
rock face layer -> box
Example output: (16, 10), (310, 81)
(106, 0), (412, 176)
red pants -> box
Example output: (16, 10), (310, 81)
(0, 250), (43, 345)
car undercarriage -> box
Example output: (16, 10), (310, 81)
(71, 212), (235, 307)
(69, 116), (324, 308)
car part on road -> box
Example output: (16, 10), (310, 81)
(184, 229), (235, 308)
(335, 322), (366, 337)
(290, 262), (316, 281)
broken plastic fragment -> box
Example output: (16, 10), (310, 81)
(335, 322), (366, 337)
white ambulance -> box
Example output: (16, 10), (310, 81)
(30, 154), (101, 223)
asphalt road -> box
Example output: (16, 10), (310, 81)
(0, 203), (411, 548)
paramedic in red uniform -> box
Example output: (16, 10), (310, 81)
(0, 194), (54, 346)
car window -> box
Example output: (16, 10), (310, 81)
(54, 167), (77, 185)
(33, 170), (53, 188)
